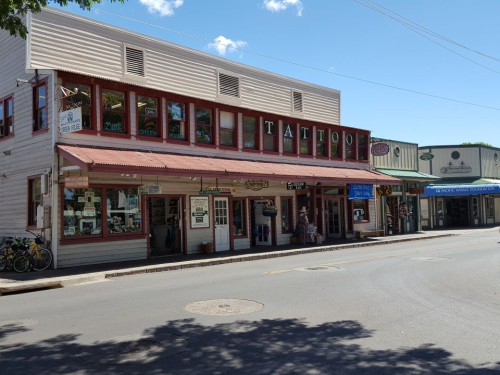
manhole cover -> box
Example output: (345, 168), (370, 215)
(78, 334), (188, 365)
(294, 266), (340, 272)
(185, 299), (263, 316)
(0, 319), (39, 330)
(411, 257), (450, 262)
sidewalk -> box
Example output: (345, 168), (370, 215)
(1, 227), (497, 296)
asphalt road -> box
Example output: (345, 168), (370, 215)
(1, 230), (500, 375)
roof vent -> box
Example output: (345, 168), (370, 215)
(125, 47), (145, 77)
(219, 73), (240, 98)
(293, 91), (303, 112)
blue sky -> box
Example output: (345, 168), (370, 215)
(60, 0), (500, 147)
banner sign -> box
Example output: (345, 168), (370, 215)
(60, 107), (83, 135)
(286, 182), (307, 190)
(408, 187), (425, 194)
(440, 166), (472, 174)
(65, 176), (89, 188)
(245, 180), (269, 191)
(371, 143), (390, 156)
(349, 184), (374, 200)
(191, 196), (209, 228)
(422, 184), (500, 197)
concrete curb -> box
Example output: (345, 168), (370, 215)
(0, 233), (454, 296)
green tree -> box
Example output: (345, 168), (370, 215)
(461, 142), (492, 147)
(1, 0), (124, 39)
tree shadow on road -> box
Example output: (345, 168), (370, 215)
(1, 318), (499, 375)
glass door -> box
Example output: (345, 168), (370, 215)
(326, 199), (341, 238)
(215, 197), (230, 251)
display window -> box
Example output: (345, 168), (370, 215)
(243, 116), (258, 149)
(220, 111), (236, 147)
(353, 199), (369, 223)
(102, 89), (127, 134)
(63, 188), (103, 237)
(232, 199), (246, 236)
(316, 128), (327, 157)
(168, 101), (188, 141)
(106, 188), (142, 234)
(137, 95), (160, 138)
(196, 107), (213, 144)
(65, 83), (92, 129)
(264, 120), (277, 152)
(283, 123), (295, 154)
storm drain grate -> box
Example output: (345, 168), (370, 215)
(185, 299), (263, 316)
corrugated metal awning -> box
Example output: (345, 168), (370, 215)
(376, 169), (440, 180)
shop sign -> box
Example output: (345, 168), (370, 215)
(376, 185), (392, 196)
(206, 187), (237, 194)
(83, 207), (96, 217)
(408, 187), (425, 194)
(420, 152), (434, 161)
(245, 180), (269, 191)
(65, 176), (89, 188)
(349, 184), (374, 200)
(191, 196), (209, 228)
(138, 185), (162, 194)
(440, 166), (472, 174)
(286, 182), (307, 190)
(60, 107), (82, 135)
(371, 143), (390, 156)
(145, 108), (157, 116)
(199, 190), (220, 195)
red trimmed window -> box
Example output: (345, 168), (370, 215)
(137, 95), (160, 138)
(281, 198), (293, 233)
(353, 200), (369, 223)
(243, 116), (258, 149)
(65, 83), (92, 129)
(331, 130), (341, 158)
(102, 89), (127, 134)
(28, 177), (42, 227)
(0, 96), (13, 138)
(316, 128), (327, 157)
(283, 123), (295, 154)
(300, 126), (311, 155)
(220, 111), (236, 147)
(196, 107), (213, 144)
(263, 120), (276, 151)
(33, 83), (47, 132)
(232, 199), (246, 236)
(346, 133), (355, 159)
(168, 101), (188, 141)
(358, 134), (367, 160)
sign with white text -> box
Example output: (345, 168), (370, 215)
(65, 176), (89, 188)
(60, 107), (82, 135)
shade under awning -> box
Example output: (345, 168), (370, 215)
(57, 144), (402, 185)
(422, 184), (500, 197)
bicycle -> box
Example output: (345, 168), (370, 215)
(0, 238), (33, 273)
(24, 230), (53, 271)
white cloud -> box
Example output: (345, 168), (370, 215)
(263, 0), (304, 16)
(139, 0), (183, 17)
(208, 36), (248, 56)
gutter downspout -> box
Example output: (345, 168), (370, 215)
(50, 70), (58, 269)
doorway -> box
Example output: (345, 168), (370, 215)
(326, 198), (343, 238)
(407, 196), (418, 232)
(446, 198), (470, 227)
(251, 199), (273, 246)
(148, 196), (183, 256)
(214, 197), (230, 251)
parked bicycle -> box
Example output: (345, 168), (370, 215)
(0, 231), (52, 272)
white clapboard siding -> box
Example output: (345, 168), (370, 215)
(480, 147), (500, 179)
(421, 147), (481, 179)
(495, 198), (500, 224)
(372, 140), (419, 171)
(29, 8), (340, 125)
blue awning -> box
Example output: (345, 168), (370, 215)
(422, 184), (500, 197)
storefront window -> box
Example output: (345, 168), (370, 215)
(437, 199), (444, 219)
(300, 126), (310, 155)
(486, 197), (494, 217)
(358, 134), (366, 160)
(346, 133), (354, 159)
(232, 200), (246, 236)
(282, 198), (293, 233)
(168, 101), (187, 141)
(331, 131), (340, 158)
(220, 111), (235, 147)
(353, 200), (368, 222)
(264, 120), (276, 151)
(472, 197), (479, 218)
(63, 188), (103, 236)
(106, 188), (142, 234)
(102, 89), (126, 133)
(66, 83), (92, 129)
(283, 123), (295, 153)
(317, 129), (327, 156)
(196, 107), (212, 143)
(244, 116), (257, 149)
(137, 96), (159, 137)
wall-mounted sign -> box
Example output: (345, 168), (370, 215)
(206, 187), (237, 194)
(199, 190), (220, 195)
(191, 196), (209, 228)
(245, 180), (269, 191)
(286, 182), (307, 190)
(138, 185), (162, 194)
(65, 176), (89, 188)
(60, 107), (82, 135)
(420, 153), (434, 161)
(376, 185), (392, 196)
(408, 187), (425, 194)
(349, 184), (374, 200)
(440, 166), (472, 174)
(371, 143), (390, 156)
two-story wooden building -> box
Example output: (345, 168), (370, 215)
(0, 7), (400, 268)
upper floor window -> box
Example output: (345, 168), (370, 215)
(0, 96), (13, 138)
(102, 89), (126, 134)
(220, 111), (236, 147)
(358, 134), (367, 160)
(300, 126), (311, 155)
(65, 83), (92, 129)
(168, 101), (187, 141)
(33, 83), (47, 132)
(28, 177), (42, 227)
(243, 116), (258, 149)
(283, 123), (295, 154)
(137, 95), (160, 138)
(263, 120), (276, 152)
(316, 128), (327, 157)
(331, 131), (341, 158)
(346, 133), (355, 159)
(196, 107), (212, 144)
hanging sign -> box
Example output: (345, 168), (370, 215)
(191, 196), (209, 228)
(199, 190), (220, 195)
(440, 166), (472, 174)
(60, 107), (83, 135)
(245, 180), (269, 191)
(376, 185), (393, 197)
(65, 176), (89, 188)
(138, 185), (162, 194)
(420, 152), (434, 161)
(349, 184), (374, 200)
(286, 182), (307, 190)
(371, 143), (390, 156)
(206, 187), (237, 194)
(408, 187), (425, 194)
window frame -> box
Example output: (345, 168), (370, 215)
(345, 132), (356, 160)
(299, 124), (312, 156)
(219, 110), (237, 149)
(331, 129), (342, 159)
(195, 105), (214, 146)
(316, 127), (328, 158)
(100, 86), (129, 138)
(62, 77), (96, 133)
(242, 114), (259, 151)
(352, 199), (370, 224)
(167, 98), (189, 144)
(357, 133), (369, 161)
(0, 94), (14, 139)
(282, 122), (297, 155)
(136, 91), (162, 141)
(281, 196), (294, 234)
(231, 198), (248, 238)
(27, 176), (42, 228)
(33, 79), (49, 134)
(486, 197), (494, 218)
(263, 118), (278, 153)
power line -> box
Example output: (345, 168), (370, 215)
(94, 9), (500, 111)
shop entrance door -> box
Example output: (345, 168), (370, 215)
(407, 197), (418, 232)
(326, 198), (342, 238)
(148, 196), (183, 256)
(254, 200), (272, 246)
(214, 197), (230, 251)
